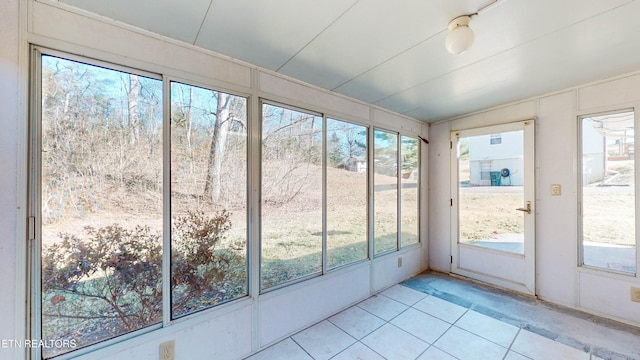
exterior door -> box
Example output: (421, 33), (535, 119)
(451, 120), (535, 294)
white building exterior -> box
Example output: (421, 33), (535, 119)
(468, 131), (524, 186)
(582, 118), (607, 185)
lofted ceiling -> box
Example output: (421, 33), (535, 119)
(59, 0), (640, 122)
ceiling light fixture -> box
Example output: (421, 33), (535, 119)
(445, 15), (474, 55)
(444, 0), (504, 55)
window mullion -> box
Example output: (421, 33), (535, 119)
(397, 133), (402, 251)
(636, 108), (640, 277)
(162, 75), (172, 326)
(322, 115), (328, 275)
(30, 46), (44, 360)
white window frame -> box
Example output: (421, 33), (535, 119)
(399, 134), (421, 249)
(29, 47), (253, 359)
(578, 109), (639, 277)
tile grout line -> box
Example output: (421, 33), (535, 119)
(414, 303), (523, 359)
(347, 296), (419, 360)
(414, 306), (464, 360)
(380, 302), (430, 360)
(333, 292), (523, 360)
(356, 291), (437, 360)
(352, 306), (394, 325)
(413, 345), (430, 360)
(356, 295), (410, 322)
(378, 288), (428, 307)
(292, 319), (360, 360)
(322, 317), (364, 360)
(454, 309), (523, 354)
(251, 280), (636, 359)
(358, 340), (389, 360)
(502, 328), (523, 360)
(402, 283), (608, 358)
(289, 336), (317, 360)
(327, 299), (395, 359)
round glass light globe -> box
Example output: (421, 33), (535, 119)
(445, 25), (474, 54)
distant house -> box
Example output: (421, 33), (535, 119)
(582, 114), (634, 185)
(346, 156), (367, 173)
(468, 131), (524, 186)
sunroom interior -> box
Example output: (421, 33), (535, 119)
(2, 0), (640, 359)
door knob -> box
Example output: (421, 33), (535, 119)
(516, 201), (531, 214)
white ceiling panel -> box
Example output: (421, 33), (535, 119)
(395, 0), (640, 121)
(60, 0), (212, 44)
(335, 0), (632, 105)
(333, 32), (449, 104)
(57, 0), (640, 122)
(277, 0), (488, 90)
(194, 0), (357, 70)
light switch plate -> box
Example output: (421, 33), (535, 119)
(551, 184), (561, 196)
(631, 287), (640, 303)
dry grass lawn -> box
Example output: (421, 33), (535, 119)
(456, 159), (635, 247)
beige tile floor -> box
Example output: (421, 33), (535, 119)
(246, 273), (640, 360)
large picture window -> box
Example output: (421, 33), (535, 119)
(38, 54), (164, 358)
(374, 129), (399, 254)
(580, 111), (636, 274)
(401, 136), (420, 247)
(261, 103), (323, 289)
(31, 49), (421, 358)
(33, 52), (250, 358)
(260, 105), (372, 287)
(170, 82), (248, 317)
(373, 131), (421, 254)
(326, 119), (368, 269)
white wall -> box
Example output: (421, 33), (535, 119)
(0, 1), (429, 359)
(581, 119), (606, 184)
(0, 0), (22, 359)
(430, 76), (640, 326)
(468, 132), (523, 162)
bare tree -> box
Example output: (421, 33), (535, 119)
(41, 57), (162, 223)
(203, 93), (231, 202)
(126, 74), (141, 143)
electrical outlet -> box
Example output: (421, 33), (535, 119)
(551, 184), (561, 196)
(631, 287), (640, 303)
(160, 340), (175, 360)
(398, 256), (403, 268)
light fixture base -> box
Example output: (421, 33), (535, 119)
(448, 15), (472, 30)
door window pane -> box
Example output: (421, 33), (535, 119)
(170, 82), (248, 317)
(261, 104), (323, 289)
(581, 112), (636, 273)
(40, 55), (163, 358)
(374, 129), (398, 254)
(401, 136), (419, 246)
(457, 131), (525, 254)
(326, 119), (368, 269)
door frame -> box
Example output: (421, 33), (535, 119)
(450, 120), (536, 295)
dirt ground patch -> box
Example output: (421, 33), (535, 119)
(583, 160), (635, 246)
(457, 158), (634, 247)
(459, 186), (524, 243)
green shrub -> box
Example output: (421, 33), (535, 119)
(42, 210), (245, 347)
